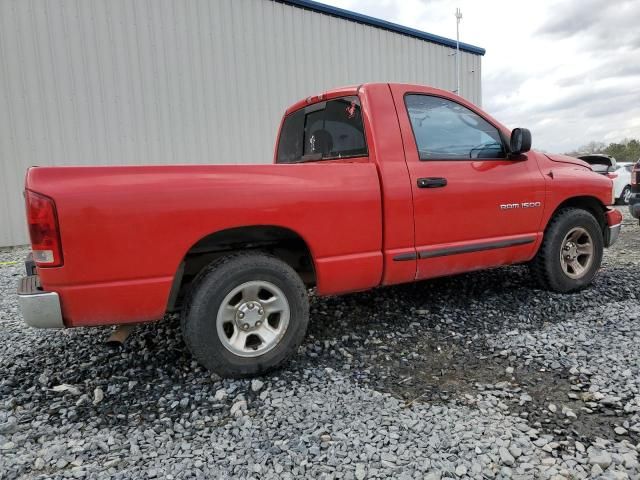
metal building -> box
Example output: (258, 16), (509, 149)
(0, 0), (485, 247)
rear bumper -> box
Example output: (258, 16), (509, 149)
(17, 275), (64, 328)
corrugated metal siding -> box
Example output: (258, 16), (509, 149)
(0, 0), (482, 247)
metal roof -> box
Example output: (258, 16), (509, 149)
(277, 0), (486, 56)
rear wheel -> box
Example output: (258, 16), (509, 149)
(618, 185), (632, 205)
(181, 253), (309, 378)
(530, 208), (603, 292)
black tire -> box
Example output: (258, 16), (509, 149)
(529, 208), (604, 293)
(617, 186), (632, 205)
(181, 252), (309, 378)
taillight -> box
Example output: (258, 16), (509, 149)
(607, 172), (618, 179)
(24, 190), (63, 267)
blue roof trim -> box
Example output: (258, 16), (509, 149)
(276, 0), (486, 56)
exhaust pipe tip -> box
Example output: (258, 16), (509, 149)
(105, 325), (135, 348)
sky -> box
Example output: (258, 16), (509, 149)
(321, 0), (640, 153)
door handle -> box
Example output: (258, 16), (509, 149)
(417, 177), (447, 188)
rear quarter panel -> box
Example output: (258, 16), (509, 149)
(27, 164), (382, 326)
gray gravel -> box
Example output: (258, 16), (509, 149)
(1, 207), (639, 479)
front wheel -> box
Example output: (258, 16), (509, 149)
(181, 253), (309, 378)
(529, 208), (604, 292)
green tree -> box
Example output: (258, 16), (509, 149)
(604, 139), (640, 162)
(567, 138), (640, 162)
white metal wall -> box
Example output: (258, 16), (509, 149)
(0, 0), (482, 247)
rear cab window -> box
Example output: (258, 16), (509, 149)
(276, 96), (368, 164)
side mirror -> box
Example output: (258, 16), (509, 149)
(509, 128), (532, 155)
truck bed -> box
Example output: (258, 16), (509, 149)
(26, 163), (383, 326)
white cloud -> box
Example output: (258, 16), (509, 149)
(321, 0), (640, 153)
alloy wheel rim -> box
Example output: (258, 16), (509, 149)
(559, 227), (594, 279)
(216, 280), (290, 357)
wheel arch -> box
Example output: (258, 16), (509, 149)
(545, 196), (607, 234)
(168, 225), (316, 311)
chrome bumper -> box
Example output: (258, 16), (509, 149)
(17, 275), (64, 328)
(606, 223), (621, 247)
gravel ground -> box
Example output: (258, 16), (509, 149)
(1, 207), (639, 479)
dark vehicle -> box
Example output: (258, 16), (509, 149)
(630, 159), (640, 221)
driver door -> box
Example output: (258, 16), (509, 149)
(390, 85), (545, 280)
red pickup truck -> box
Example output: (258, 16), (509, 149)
(19, 83), (621, 377)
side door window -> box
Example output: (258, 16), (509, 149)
(405, 95), (505, 160)
(276, 96), (367, 163)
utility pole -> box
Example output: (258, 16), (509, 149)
(455, 7), (462, 95)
